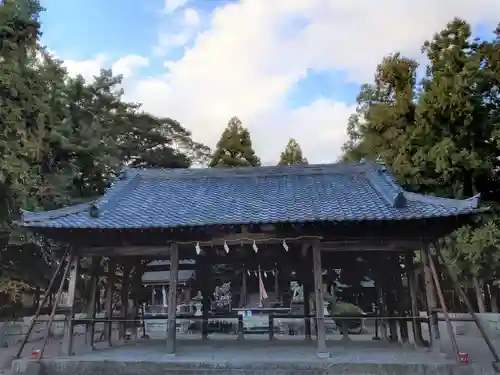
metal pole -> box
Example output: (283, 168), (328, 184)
(39, 253), (74, 359)
(15, 250), (69, 359)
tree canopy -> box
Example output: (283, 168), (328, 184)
(278, 138), (308, 165)
(342, 18), (500, 312)
(0, 0), (211, 308)
(209, 116), (261, 167)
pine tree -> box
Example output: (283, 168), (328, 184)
(209, 117), (261, 167)
(278, 138), (308, 165)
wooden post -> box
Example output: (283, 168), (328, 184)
(131, 258), (145, 339)
(438, 248), (500, 366)
(105, 258), (116, 347)
(426, 246), (460, 364)
(299, 243), (312, 340)
(39, 253), (74, 359)
(198, 257), (211, 340)
(405, 252), (424, 347)
(393, 254), (408, 343)
(274, 269), (279, 302)
(312, 240), (328, 358)
(166, 242), (179, 355)
(421, 246), (440, 352)
(303, 282), (312, 340)
(15, 249), (69, 359)
(240, 267), (247, 308)
(62, 255), (79, 356)
(119, 260), (132, 340)
(86, 256), (99, 350)
(386, 255), (399, 343)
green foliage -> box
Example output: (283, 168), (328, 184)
(278, 138), (308, 165)
(210, 117), (261, 167)
(0, 2), (211, 309)
(342, 19), (500, 285)
(328, 301), (363, 316)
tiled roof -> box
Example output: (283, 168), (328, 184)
(19, 161), (484, 229)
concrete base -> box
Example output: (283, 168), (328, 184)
(14, 340), (497, 375)
(11, 359), (40, 375)
(29, 359), (491, 375)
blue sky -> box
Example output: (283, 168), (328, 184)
(39, 0), (360, 108)
(37, 0), (500, 164)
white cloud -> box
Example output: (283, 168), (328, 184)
(112, 55), (149, 78)
(61, 0), (500, 163)
(153, 5), (200, 56)
(163, 0), (188, 14)
(61, 54), (148, 81)
(184, 8), (200, 27)
(62, 54), (107, 81)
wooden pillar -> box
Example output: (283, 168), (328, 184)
(240, 268), (247, 308)
(303, 282), (312, 339)
(119, 260), (132, 340)
(105, 258), (116, 347)
(393, 254), (408, 343)
(166, 242), (179, 355)
(421, 246), (440, 352)
(299, 243), (312, 340)
(405, 252), (424, 346)
(385, 254), (399, 342)
(86, 256), (100, 350)
(274, 269), (279, 302)
(197, 256), (211, 340)
(131, 258), (145, 339)
(312, 240), (328, 358)
(62, 255), (79, 356)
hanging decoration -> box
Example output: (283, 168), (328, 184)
(173, 235), (321, 250)
(282, 240), (289, 252)
(244, 267), (278, 277)
(195, 242), (201, 255)
(252, 240), (258, 253)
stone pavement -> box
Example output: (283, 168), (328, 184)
(3, 326), (500, 374)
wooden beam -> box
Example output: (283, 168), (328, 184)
(312, 240), (328, 358)
(81, 238), (423, 257)
(166, 242), (179, 355)
(61, 255), (79, 356)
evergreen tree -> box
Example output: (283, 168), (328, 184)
(342, 19), (500, 312)
(0, 1), (212, 308)
(341, 53), (419, 187)
(278, 138), (308, 165)
(210, 117), (261, 167)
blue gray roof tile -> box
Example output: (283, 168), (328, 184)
(19, 161), (484, 229)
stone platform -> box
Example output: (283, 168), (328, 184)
(11, 339), (495, 375)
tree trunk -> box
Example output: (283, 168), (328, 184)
(491, 285), (499, 313)
(33, 287), (41, 309)
(483, 283), (492, 312)
(472, 276), (485, 313)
